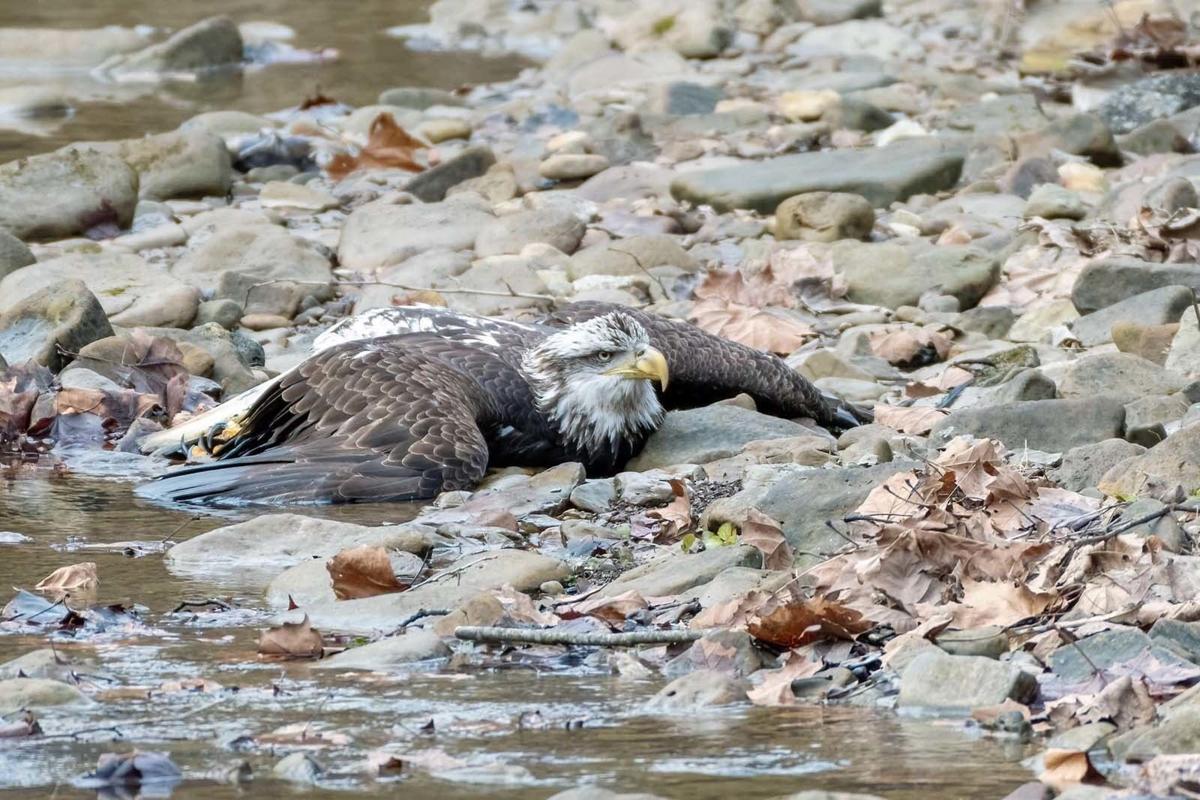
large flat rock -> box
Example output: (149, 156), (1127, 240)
(295, 549), (570, 635)
(1072, 258), (1200, 314)
(930, 397), (1127, 454)
(669, 138), (965, 213)
(165, 514), (435, 587)
(0, 148), (137, 240)
(626, 405), (813, 470)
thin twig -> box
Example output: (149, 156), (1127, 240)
(243, 279), (556, 309)
(455, 626), (702, 646)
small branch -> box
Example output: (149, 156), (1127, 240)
(170, 598), (232, 614)
(455, 626), (702, 647)
(242, 279), (556, 308)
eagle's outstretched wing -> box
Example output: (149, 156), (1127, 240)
(543, 303), (870, 428)
(137, 338), (494, 506)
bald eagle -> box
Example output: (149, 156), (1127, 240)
(137, 303), (864, 506)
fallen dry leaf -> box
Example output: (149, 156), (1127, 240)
(564, 589), (650, 626)
(258, 614), (324, 659)
(255, 722), (350, 747)
(737, 510), (795, 571)
(35, 562), (98, 596)
(648, 479), (692, 540)
(747, 594), (872, 649)
(327, 545), (406, 600)
(746, 652), (822, 706)
(873, 405), (949, 435)
(327, 112), (425, 179)
(940, 577), (1055, 628)
(1040, 748), (1103, 792)
(690, 299), (813, 355)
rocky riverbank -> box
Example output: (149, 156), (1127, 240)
(9, 1), (1200, 797)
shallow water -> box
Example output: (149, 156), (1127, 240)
(0, 0), (529, 161)
(0, 1), (1038, 796)
(0, 463), (1038, 798)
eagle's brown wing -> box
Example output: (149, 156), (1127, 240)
(543, 302), (868, 428)
(139, 338), (495, 506)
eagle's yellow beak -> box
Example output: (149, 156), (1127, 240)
(606, 347), (669, 391)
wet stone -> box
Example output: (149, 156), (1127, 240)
(898, 651), (1037, 710)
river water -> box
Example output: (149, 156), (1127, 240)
(0, 1), (1036, 796)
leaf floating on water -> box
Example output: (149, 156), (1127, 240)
(254, 722), (350, 747)
(258, 614), (324, 659)
(736, 510), (794, 571)
(35, 562), (99, 596)
(326, 112), (426, 180)
(327, 545), (405, 600)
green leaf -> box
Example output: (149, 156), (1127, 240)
(716, 521), (739, 545)
(680, 532), (697, 553)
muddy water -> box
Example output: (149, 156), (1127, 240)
(0, 463), (1037, 799)
(0, 0), (530, 161)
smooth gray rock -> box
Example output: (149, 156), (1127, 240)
(1023, 184), (1086, 220)
(832, 240), (1000, 310)
(597, 545), (762, 598)
(76, 129), (232, 200)
(265, 549), (425, 609)
(101, 16), (243, 77)
(646, 670), (748, 710)
(1048, 627), (1198, 684)
(569, 478), (617, 513)
(0, 148), (137, 240)
(775, 191), (875, 242)
(314, 630), (450, 671)
(474, 207), (585, 257)
(132, 323), (260, 394)
(627, 405), (814, 470)
(1098, 422), (1200, 496)
(338, 194), (493, 271)
(643, 81), (722, 116)
(567, 234), (697, 280)
(406, 146), (496, 203)
(898, 650), (1037, 710)
(1052, 439), (1147, 492)
(193, 298), (243, 330)
(171, 224), (331, 318)
(0, 251), (198, 329)
(1151, 619), (1200, 665)
(703, 462), (913, 568)
(0, 280), (113, 371)
(1025, 113), (1121, 166)
(296, 549), (570, 635)
(1071, 285), (1194, 346)
(166, 514), (433, 587)
(669, 138), (965, 213)
(1057, 352), (1187, 400)
(273, 752), (324, 784)
(0, 229), (34, 281)
(1072, 258), (1200, 314)
(0, 649), (86, 682)
(930, 397), (1126, 453)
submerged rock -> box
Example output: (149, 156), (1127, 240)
(100, 16), (244, 78)
(0, 677), (92, 714)
(646, 670), (748, 710)
(314, 630), (450, 671)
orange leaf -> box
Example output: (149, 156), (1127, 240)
(326, 545), (406, 600)
(747, 595), (872, 648)
(327, 112), (425, 180)
(258, 614), (324, 659)
(690, 299), (813, 355)
(872, 405), (949, 435)
(35, 562), (98, 596)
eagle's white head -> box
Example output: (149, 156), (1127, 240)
(522, 312), (668, 455)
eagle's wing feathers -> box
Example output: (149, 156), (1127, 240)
(139, 340), (493, 506)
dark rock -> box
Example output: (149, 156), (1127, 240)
(1048, 627), (1199, 684)
(930, 397), (1126, 453)
(1098, 73), (1200, 135)
(1052, 439), (1147, 492)
(670, 137), (965, 213)
(1072, 258), (1200, 314)
(1071, 286), (1194, 346)
(0, 228), (34, 280)
(406, 146), (496, 202)
(644, 81), (722, 116)
(0, 280), (113, 371)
